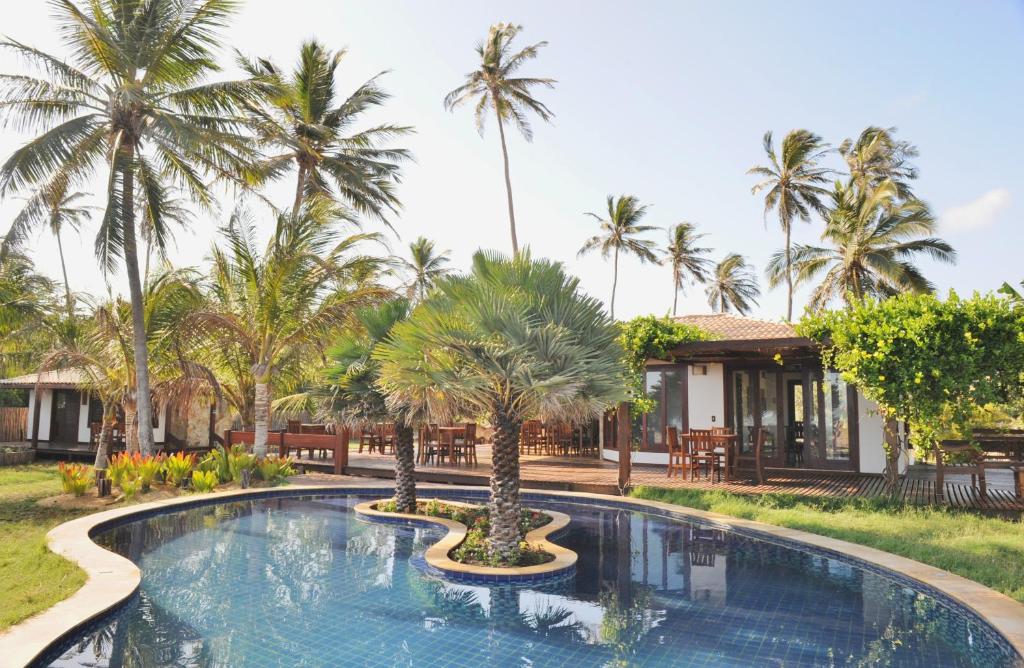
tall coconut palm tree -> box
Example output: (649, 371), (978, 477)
(577, 195), (659, 320)
(839, 126), (919, 201)
(239, 40), (412, 218)
(444, 24), (555, 256)
(766, 180), (955, 310)
(0, 0), (258, 455)
(376, 250), (627, 561)
(2, 179), (93, 315)
(663, 222), (712, 316)
(0, 250), (58, 376)
(748, 130), (831, 321)
(41, 269), (213, 455)
(399, 236), (452, 302)
(706, 254), (760, 315)
(320, 299), (417, 511)
(191, 203), (387, 456)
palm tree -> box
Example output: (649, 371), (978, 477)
(577, 195), (659, 320)
(444, 23), (555, 256)
(706, 254), (760, 315)
(239, 40), (412, 218)
(42, 269), (213, 456)
(191, 203), (386, 456)
(766, 180), (955, 309)
(375, 250), (627, 561)
(0, 0), (258, 455)
(748, 130), (831, 321)
(320, 299), (417, 512)
(663, 222), (712, 316)
(0, 250), (58, 376)
(398, 236), (452, 302)
(2, 179), (93, 315)
(839, 126), (919, 200)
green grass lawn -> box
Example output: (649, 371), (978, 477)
(631, 486), (1024, 604)
(0, 464), (88, 631)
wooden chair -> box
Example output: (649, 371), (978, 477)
(689, 430), (719, 481)
(419, 424), (441, 464)
(667, 426), (688, 478)
(453, 422), (478, 465)
(520, 420), (543, 455)
(359, 425), (376, 453)
(550, 422), (573, 456)
(786, 422), (805, 466)
(376, 422), (396, 455)
(711, 427), (733, 436)
(286, 420), (301, 434)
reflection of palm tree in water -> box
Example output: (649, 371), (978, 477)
(599, 587), (654, 668)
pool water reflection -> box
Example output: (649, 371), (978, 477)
(44, 494), (1018, 667)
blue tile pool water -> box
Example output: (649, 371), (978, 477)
(42, 492), (1019, 667)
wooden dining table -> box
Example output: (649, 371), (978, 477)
(438, 426), (466, 465)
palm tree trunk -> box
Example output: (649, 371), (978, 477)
(253, 374), (270, 457)
(124, 401), (139, 454)
(55, 230), (73, 317)
(784, 224), (793, 322)
(120, 149), (156, 456)
(93, 402), (114, 470)
(494, 107), (519, 257)
(488, 405), (522, 562)
(671, 272), (678, 317)
(883, 416), (901, 494)
(610, 246), (619, 320)
(292, 163), (308, 217)
(393, 424), (416, 513)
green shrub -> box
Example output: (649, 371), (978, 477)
(191, 469), (218, 493)
(255, 456), (295, 483)
(136, 455), (163, 492)
(162, 452), (196, 486)
(227, 447), (257, 482)
(56, 462), (93, 497)
(120, 476), (142, 500)
(198, 446), (231, 483)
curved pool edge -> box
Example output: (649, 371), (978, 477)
(5, 483), (1023, 668)
(354, 499), (577, 585)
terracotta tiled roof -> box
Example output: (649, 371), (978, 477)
(672, 313), (798, 341)
(0, 369), (90, 388)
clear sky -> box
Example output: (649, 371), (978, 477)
(1, 1), (1022, 321)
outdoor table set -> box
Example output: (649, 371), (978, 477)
(666, 427), (739, 482)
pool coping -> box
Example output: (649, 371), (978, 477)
(354, 499), (577, 584)
(3, 482), (1023, 667)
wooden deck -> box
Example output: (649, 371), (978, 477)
(295, 443), (1024, 513)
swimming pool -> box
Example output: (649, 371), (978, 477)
(41, 490), (1020, 667)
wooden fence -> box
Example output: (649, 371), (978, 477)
(0, 407), (27, 442)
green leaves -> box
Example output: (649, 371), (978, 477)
(375, 250), (627, 424)
(617, 315), (712, 414)
(799, 292), (1024, 449)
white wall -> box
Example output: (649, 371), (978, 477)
(857, 391), (911, 474)
(602, 447), (669, 465)
(153, 403), (167, 443)
(25, 389), (52, 441)
(687, 363), (725, 429)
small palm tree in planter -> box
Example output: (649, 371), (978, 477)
(318, 299), (418, 512)
(375, 250), (627, 562)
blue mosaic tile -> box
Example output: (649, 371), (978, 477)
(36, 488), (1022, 667)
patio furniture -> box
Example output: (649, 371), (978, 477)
(286, 420), (301, 434)
(418, 424), (442, 464)
(358, 425), (376, 453)
(711, 432), (737, 482)
(438, 425), (466, 465)
(937, 435), (1024, 499)
(520, 420), (544, 455)
(689, 430), (719, 481)
(666, 426), (688, 478)
(786, 422), (805, 466)
(550, 422), (573, 456)
(453, 422), (478, 465)
(375, 423), (396, 455)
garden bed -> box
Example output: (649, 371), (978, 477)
(374, 498), (554, 567)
